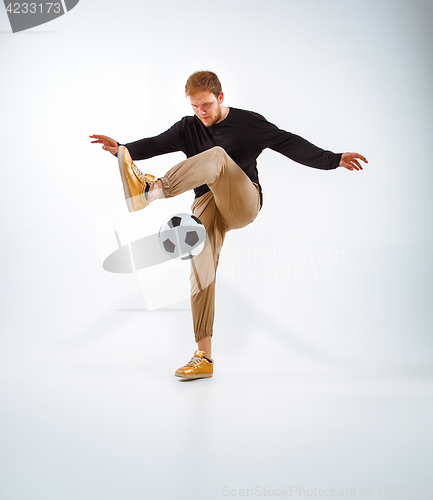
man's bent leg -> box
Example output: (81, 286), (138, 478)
(158, 147), (261, 230)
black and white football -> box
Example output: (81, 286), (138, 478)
(158, 213), (207, 259)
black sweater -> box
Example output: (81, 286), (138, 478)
(124, 107), (342, 207)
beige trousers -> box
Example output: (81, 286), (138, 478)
(159, 147), (261, 342)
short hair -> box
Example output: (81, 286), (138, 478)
(185, 71), (222, 98)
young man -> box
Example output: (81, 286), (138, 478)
(90, 71), (367, 380)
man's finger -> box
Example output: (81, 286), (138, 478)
(355, 154), (368, 163)
(90, 134), (109, 141)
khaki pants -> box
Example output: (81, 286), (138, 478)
(159, 147), (261, 341)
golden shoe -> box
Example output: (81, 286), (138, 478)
(117, 145), (155, 212)
(175, 350), (213, 379)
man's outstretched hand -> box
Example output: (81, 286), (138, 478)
(339, 152), (368, 171)
(90, 135), (118, 155)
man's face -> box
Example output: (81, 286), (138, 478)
(189, 91), (224, 127)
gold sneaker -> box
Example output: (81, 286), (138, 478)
(117, 145), (155, 212)
(175, 350), (213, 379)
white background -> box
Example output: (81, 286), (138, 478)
(1, 1), (432, 499)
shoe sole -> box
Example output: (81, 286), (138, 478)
(117, 145), (135, 213)
(175, 373), (213, 379)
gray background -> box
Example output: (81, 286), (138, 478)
(0, 0), (432, 499)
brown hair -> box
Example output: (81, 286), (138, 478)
(185, 71), (222, 98)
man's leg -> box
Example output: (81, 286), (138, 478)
(148, 147), (260, 378)
(189, 190), (227, 359)
(168, 148), (260, 354)
(197, 336), (212, 359)
(154, 146), (261, 230)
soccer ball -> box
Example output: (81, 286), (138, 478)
(158, 213), (207, 260)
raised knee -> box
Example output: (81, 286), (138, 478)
(211, 146), (226, 156)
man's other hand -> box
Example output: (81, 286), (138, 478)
(339, 152), (368, 171)
(90, 135), (118, 155)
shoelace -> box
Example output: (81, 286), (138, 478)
(132, 164), (147, 181)
(132, 164), (153, 201)
(186, 356), (203, 366)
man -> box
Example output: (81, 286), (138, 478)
(90, 70), (367, 380)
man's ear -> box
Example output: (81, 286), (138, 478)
(218, 91), (224, 104)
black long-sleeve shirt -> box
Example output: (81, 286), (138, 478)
(124, 107), (342, 207)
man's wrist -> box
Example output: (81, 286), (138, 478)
(111, 141), (120, 157)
